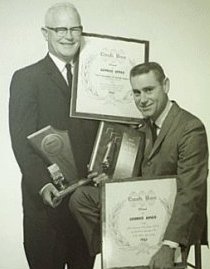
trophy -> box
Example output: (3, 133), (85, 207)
(47, 163), (93, 199)
(27, 126), (92, 198)
(88, 121), (145, 180)
(27, 122), (145, 197)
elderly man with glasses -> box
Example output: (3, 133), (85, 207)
(9, 2), (98, 269)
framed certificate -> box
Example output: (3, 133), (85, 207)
(70, 33), (149, 123)
(101, 176), (182, 269)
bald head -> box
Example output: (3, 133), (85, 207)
(45, 2), (81, 27)
(42, 2), (82, 62)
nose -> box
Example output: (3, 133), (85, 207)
(65, 29), (73, 39)
(139, 92), (148, 105)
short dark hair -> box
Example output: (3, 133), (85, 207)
(130, 62), (166, 83)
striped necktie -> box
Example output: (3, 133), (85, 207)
(65, 63), (72, 88)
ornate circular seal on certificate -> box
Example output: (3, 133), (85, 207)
(41, 134), (64, 156)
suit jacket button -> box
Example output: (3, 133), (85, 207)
(147, 161), (151, 166)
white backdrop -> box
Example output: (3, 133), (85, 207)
(0, 0), (210, 268)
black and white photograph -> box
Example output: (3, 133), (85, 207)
(0, 1), (210, 269)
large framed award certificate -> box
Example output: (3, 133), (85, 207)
(70, 33), (149, 123)
(101, 176), (182, 269)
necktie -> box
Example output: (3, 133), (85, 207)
(65, 63), (72, 88)
(150, 121), (157, 144)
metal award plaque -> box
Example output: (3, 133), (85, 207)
(88, 121), (145, 179)
(27, 125), (78, 186)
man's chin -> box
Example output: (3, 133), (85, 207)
(61, 51), (78, 61)
(61, 46), (80, 60)
(141, 111), (152, 118)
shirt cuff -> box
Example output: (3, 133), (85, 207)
(163, 240), (179, 249)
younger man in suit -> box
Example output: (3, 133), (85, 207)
(69, 62), (208, 269)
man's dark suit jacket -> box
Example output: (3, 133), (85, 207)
(9, 54), (99, 266)
(140, 101), (208, 247)
(9, 54), (98, 218)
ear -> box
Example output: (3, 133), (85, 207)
(163, 77), (170, 94)
(41, 27), (48, 41)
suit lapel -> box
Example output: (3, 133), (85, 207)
(43, 54), (69, 97)
(139, 119), (153, 158)
(147, 102), (181, 159)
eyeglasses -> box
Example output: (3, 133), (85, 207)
(46, 26), (83, 37)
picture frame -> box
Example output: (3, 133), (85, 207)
(88, 121), (145, 179)
(70, 33), (149, 123)
(101, 176), (184, 269)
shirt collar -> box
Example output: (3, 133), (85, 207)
(49, 52), (74, 73)
(155, 100), (173, 129)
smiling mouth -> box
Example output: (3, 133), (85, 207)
(140, 105), (153, 110)
(61, 40), (77, 44)
(62, 43), (74, 45)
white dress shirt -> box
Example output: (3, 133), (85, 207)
(49, 52), (74, 85)
(153, 99), (173, 136)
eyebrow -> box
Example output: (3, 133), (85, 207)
(143, 86), (154, 90)
(132, 86), (155, 93)
(132, 89), (140, 93)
